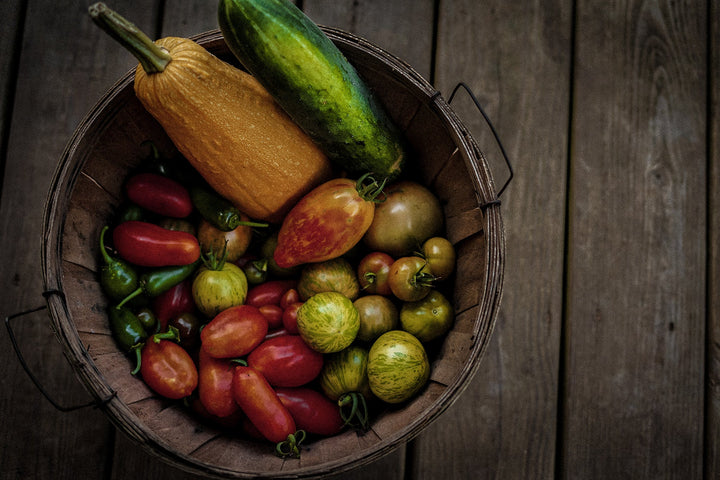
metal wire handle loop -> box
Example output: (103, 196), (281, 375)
(448, 81), (514, 199)
(5, 290), (116, 412)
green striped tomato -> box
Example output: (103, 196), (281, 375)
(297, 258), (360, 301)
(367, 330), (429, 404)
(319, 346), (372, 401)
(297, 291), (359, 353)
(192, 261), (248, 317)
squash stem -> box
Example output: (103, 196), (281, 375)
(88, 2), (171, 74)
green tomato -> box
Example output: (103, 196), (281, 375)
(400, 289), (454, 342)
(298, 258), (360, 301)
(367, 330), (430, 404)
(297, 291), (359, 353)
(354, 295), (399, 343)
(422, 237), (456, 280)
(319, 346), (372, 401)
(192, 262), (248, 317)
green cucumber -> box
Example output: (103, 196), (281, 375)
(218, 0), (407, 180)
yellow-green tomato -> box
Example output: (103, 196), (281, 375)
(319, 346), (372, 401)
(400, 289), (454, 342)
(354, 295), (399, 343)
(297, 291), (359, 353)
(422, 237), (456, 280)
(192, 262), (248, 317)
(367, 330), (429, 404)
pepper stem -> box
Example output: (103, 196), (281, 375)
(88, 2), (171, 74)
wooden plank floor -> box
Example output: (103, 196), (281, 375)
(0, 1), (714, 479)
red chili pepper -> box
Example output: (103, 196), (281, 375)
(232, 366), (297, 444)
(152, 279), (195, 330)
(198, 348), (239, 418)
(113, 220), (200, 267)
(125, 172), (193, 218)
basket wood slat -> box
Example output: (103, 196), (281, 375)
(41, 29), (505, 479)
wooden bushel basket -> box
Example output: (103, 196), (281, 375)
(41, 29), (505, 479)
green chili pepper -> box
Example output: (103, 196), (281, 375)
(135, 307), (158, 333)
(117, 260), (200, 309)
(190, 186), (268, 231)
(100, 226), (139, 301)
(140, 141), (199, 187)
(115, 202), (147, 224)
(108, 305), (146, 374)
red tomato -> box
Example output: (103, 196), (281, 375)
(247, 335), (323, 387)
(273, 176), (382, 268)
(232, 366), (296, 443)
(152, 279), (195, 330)
(258, 304), (284, 329)
(357, 252), (394, 295)
(140, 338), (198, 399)
(201, 305), (268, 358)
(113, 220), (200, 267)
(280, 288), (301, 309)
(281, 302), (303, 334)
(276, 387), (344, 436)
(125, 172), (193, 218)
(198, 348), (239, 418)
(246, 280), (297, 307)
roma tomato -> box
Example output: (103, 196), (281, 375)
(231, 366), (297, 444)
(357, 252), (394, 296)
(282, 302), (303, 334)
(297, 292), (359, 353)
(387, 256), (435, 302)
(246, 280), (297, 308)
(422, 237), (456, 280)
(280, 288), (300, 309)
(276, 387), (344, 436)
(140, 335), (198, 400)
(192, 252), (248, 317)
(125, 172), (193, 218)
(201, 305), (268, 358)
(273, 175), (384, 268)
(113, 220), (200, 267)
(152, 279), (195, 330)
(258, 304), (284, 330)
(363, 180), (444, 256)
(198, 348), (239, 418)
(297, 258), (360, 301)
(247, 335), (324, 387)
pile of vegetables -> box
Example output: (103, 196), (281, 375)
(90, 0), (457, 458)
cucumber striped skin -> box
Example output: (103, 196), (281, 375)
(218, 0), (407, 180)
(367, 330), (429, 404)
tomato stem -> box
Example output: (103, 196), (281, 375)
(338, 392), (369, 431)
(201, 242), (229, 271)
(355, 172), (387, 203)
(275, 430), (306, 458)
(130, 344), (143, 375)
(152, 325), (180, 344)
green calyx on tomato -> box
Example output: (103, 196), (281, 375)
(354, 172), (387, 203)
(388, 256), (436, 302)
(275, 430), (307, 459)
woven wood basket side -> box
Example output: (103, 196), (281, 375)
(41, 30), (505, 479)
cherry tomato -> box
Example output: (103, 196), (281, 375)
(282, 302), (303, 334)
(140, 337), (198, 400)
(422, 237), (456, 280)
(246, 280), (297, 308)
(357, 252), (394, 295)
(387, 256), (435, 302)
(363, 180), (444, 256)
(280, 288), (300, 310)
(201, 305), (268, 358)
(152, 279), (195, 330)
(274, 175), (384, 268)
(113, 220), (200, 267)
(232, 366), (296, 444)
(198, 348), (240, 418)
(125, 172), (193, 218)
(276, 387), (344, 436)
(197, 218), (252, 263)
(258, 304), (284, 329)
(247, 335), (324, 387)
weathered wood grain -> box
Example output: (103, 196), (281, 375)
(408, 0), (572, 479)
(706, 0), (720, 477)
(563, 1), (706, 478)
